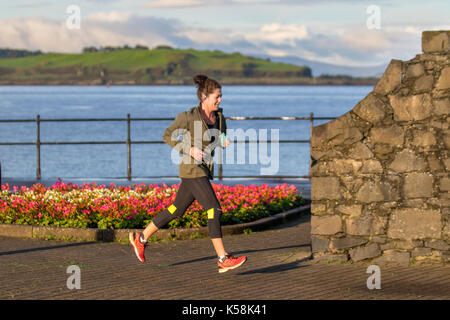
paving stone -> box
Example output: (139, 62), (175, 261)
(0, 214), (449, 300)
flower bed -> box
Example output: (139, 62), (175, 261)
(0, 181), (304, 230)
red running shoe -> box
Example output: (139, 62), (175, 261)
(129, 232), (147, 263)
(217, 254), (247, 273)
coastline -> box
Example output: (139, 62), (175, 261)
(0, 77), (379, 86)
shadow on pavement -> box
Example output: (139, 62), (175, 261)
(0, 241), (98, 256)
(169, 243), (311, 267)
(236, 257), (311, 275)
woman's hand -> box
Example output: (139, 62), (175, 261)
(190, 146), (205, 162)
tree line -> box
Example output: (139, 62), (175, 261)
(82, 44), (173, 53)
(0, 49), (42, 58)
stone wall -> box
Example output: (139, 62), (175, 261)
(310, 30), (450, 264)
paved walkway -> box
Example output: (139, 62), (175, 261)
(0, 214), (448, 300)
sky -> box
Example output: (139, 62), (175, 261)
(1, 0), (449, 67)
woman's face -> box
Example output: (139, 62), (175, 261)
(203, 88), (222, 111)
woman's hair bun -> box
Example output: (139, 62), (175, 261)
(193, 74), (221, 102)
(193, 74), (208, 88)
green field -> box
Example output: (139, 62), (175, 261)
(0, 47), (316, 85)
(0, 47), (378, 85)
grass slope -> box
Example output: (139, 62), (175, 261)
(0, 47), (378, 85)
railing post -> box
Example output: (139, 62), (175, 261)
(36, 114), (41, 180)
(309, 112), (313, 179)
(127, 113), (132, 181)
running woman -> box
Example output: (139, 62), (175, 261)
(130, 74), (247, 273)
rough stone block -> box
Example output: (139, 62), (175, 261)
(433, 98), (450, 116)
(373, 144), (394, 158)
(311, 202), (326, 214)
(330, 237), (368, 250)
(394, 240), (415, 250)
(404, 172), (434, 198)
(311, 236), (330, 253)
(311, 112), (363, 147)
(346, 213), (387, 236)
(311, 177), (342, 200)
(412, 247), (433, 258)
(425, 240), (450, 251)
(406, 63), (425, 79)
(352, 93), (386, 124)
(311, 215), (342, 235)
(430, 119), (449, 130)
(427, 157), (443, 171)
(373, 59), (402, 95)
(380, 242), (395, 251)
(436, 66), (450, 90)
(442, 251), (450, 263)
(444, 159), (450, 171)
(411, 130), (437, 147)
(388, 149), (426, 172)
(414, 74), (434, 92)
(349, 243), (381, 262)
(328, 159), (362, 174)
(340, 176), (364, 194)
(422, 31), (450, 53)
(373, 250), (410, 265)
(388, 208), (442, 240)
(360, 159), (383, 174)
(444, 222), (450, 239)
(355, 180), (398, 203)
(371, 236), (388, 244)
(440, 177), (450, 192)
(388, 93), (433, 121)
(369, 125), (405, 146)
(336, 204), (362, 217)
(349, 142), (374, 159)
(445, 133), (450, 149)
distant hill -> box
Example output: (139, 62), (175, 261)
(0, 46), (316, 85)
(0, 46), (379, 85)
(256, 54), (387, 78)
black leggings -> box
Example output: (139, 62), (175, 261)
(151, 176), (223, 239)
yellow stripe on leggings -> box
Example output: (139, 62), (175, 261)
(168, 204), (177, 214)
(207, 208), (214, 219)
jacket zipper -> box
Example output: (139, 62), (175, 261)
(196, 105), (223, 179)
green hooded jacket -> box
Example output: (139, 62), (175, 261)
(162, 105), (227, 179)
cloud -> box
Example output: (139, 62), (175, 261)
(246, 23), (309, 46)
(145, 0), (208, 8)
(0, 13), (188, 53)
(6, 2), (53, 9)
(144, 0), (374, 8)
(0, 11), (446, 67)
(87, 11), (132, 23)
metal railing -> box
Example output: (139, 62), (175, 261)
(0, 113), (337, 183)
